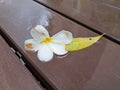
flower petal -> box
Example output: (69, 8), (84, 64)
(48, 43), (68, 55)
(37, 44), (53, 62)
(31, 25), (49, 42)
(24, 39), (39, 52)
(52, 30), (73, 44)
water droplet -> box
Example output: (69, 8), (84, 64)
(55, 53), (68, 59)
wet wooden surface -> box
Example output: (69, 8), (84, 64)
(0, 36), (42, 90)
(36, 0), (120, 41)
(0, 0), (120, 90)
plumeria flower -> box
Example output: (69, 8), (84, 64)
(24, 25), (73, 62)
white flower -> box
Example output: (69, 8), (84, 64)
(24, 25), (73, 62)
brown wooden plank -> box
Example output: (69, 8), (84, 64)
(36, 0), (120, 41)
(0, 0), (120, 90)
(0, 36), (42, 90)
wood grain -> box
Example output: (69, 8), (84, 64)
(0, 36), (42, 90)
(0, 0), (120, 90)
(36, 0), (120, 41)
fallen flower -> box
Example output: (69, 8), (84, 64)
(24, 25), (73, 62)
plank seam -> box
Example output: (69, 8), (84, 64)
(34, 0), (120, 45)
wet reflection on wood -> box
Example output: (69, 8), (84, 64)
(0, 0), (120, 90)
(36, 0), (120, 40)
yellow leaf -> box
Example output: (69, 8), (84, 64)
(66, 34), (105, 51)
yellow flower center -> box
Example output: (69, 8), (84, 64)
(26, 43), (33, 49)
(42, 37), (53, 43)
